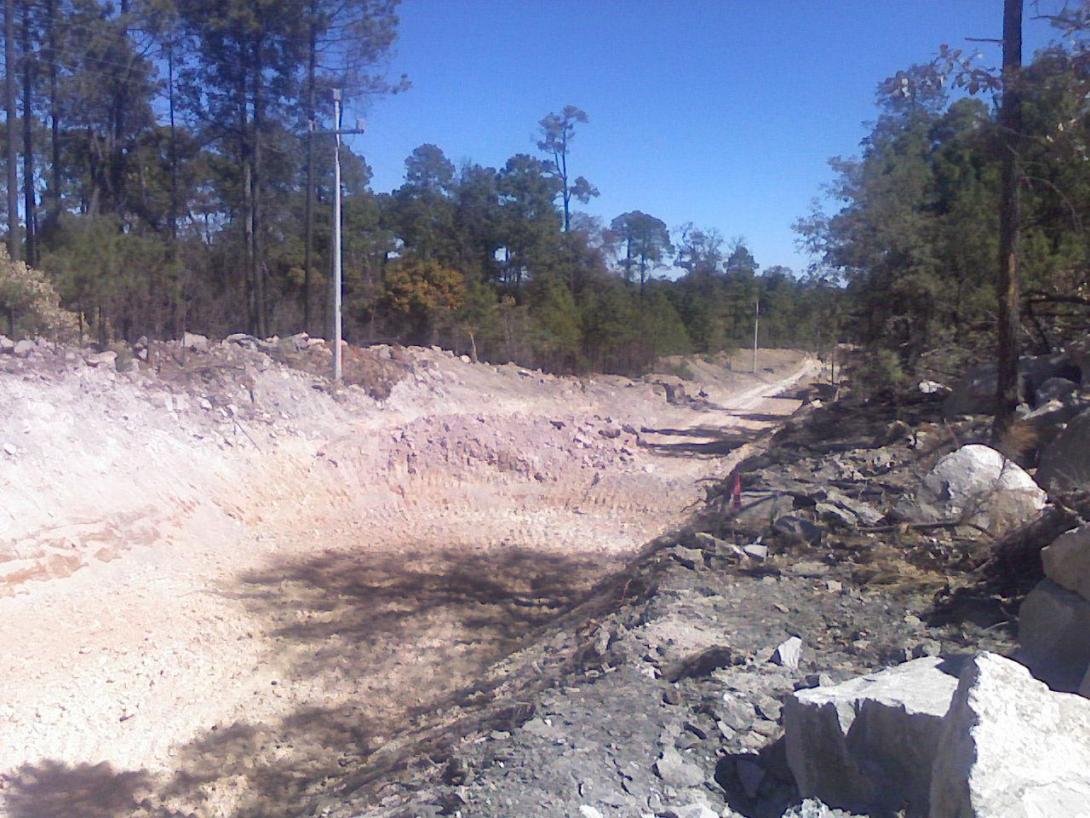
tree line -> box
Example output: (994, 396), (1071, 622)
(799, 1), (1090, 420)
(0, 0), (835, 375)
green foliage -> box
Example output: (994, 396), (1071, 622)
(0, 247), (79, 340)
(856, 348), (907, 397)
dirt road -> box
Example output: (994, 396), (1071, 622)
(0, 343), (815, 818)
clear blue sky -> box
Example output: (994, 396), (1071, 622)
(345, 1), (1058, 275)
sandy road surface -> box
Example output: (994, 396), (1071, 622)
(0, 345), (815, 818)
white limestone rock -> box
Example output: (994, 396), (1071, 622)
(783, 656), (961, 816)
(894, 444), (1046, 537)
(931, 652), (1090, 818)
(1042, 524), (1090, 601)
(771, 636), (803, 671)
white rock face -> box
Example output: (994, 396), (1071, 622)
(182, 331), (210, 352)
(783, 656), (961, 816)
(931, 653), (1090, 818)
(771, 636), (803, 670)
(1042, 524), (1090, 601)
(1018, 578), (1090, 690)
(895, 444), (1046, 536)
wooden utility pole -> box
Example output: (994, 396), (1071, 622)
(994, 0), (1023, 435)
(4, 0), (18, 261)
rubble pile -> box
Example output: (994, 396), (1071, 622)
(338, 336), (1090, 818)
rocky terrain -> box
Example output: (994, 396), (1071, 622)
(3, 330), (1089, 818)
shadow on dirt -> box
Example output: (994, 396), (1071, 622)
(3, 761), (156, 818)
(3, 546), (602, 818)
(640, 425), (752, 457)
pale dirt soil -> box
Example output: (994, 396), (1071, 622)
(0, 341), (815, 818)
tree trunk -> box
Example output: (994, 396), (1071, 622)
(167, 35), (178, 245)
(46, 0), (59, 222)
(19, 0), (34, 265)
(994, 0), (1023, 436)
(5, 0), (18, 260)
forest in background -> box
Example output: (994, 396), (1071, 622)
(0, 0), (1088, 379)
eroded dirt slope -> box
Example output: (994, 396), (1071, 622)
(0, 340), (814, 818)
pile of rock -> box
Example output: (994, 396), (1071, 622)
(1019, 524), (1090, 694)
(783, 652), (1090, 817)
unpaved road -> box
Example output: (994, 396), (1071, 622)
(0, 344), (815, 818)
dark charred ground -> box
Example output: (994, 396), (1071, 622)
(300, 383), (1031, 818)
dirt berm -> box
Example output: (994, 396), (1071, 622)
(0, 337), (816, 818)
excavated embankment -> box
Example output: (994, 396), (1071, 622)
(0, 336), (815, 818)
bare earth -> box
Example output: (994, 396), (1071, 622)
(0, 342), (815, 818)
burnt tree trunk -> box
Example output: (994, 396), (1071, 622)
(994, 0), (1023, 436)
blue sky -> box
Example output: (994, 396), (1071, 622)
(344, 1), (1058, 275)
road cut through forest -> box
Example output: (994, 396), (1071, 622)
(0, 340), (816, 818)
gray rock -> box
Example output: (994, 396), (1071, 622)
(1081, 665), (1090, 698)
(1018, 578), (1090, 690)
(733, 492), (795, 530)
(84, 350), (117, 367)
(182, 331), (210, 352)
(225, 332), (258, 347)
(1042, 524), (1090, 601)
(654, 746), (704, 789)
(13, 338), (34, 357)
(944, 353), (1076, 416)
(0, 335), (13, 353)
(771, 636), (803, 671)
(520, 717), (558, 739)
(894, 444), (1046, 537)
(3, 442), (16, 456)
(736, 757), (765, 798)
(1039, 408), (1090, 494)
(773, 515), (822, 544)
(781, 799), (866, 818)
(1037, 375), (1079, 404)
(815, 502), (856, 528)
(717, 692), (754, 732)
(918, 380), (948, 395)
(672, 546), (705, 570)
(931, 652), (1090, 818)
(822, 491), (883, 526)
(783, 656), (961, 817)
(669, 804), (719, 818)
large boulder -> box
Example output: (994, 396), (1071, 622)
(944, 354), (1080, 416)
(1037, 408), (1090, 495)
(893, 444), (1046, 537)
(1018, 578), (1090, 691)
(783, 656), (962, 817)
(1042, 524), (1090, 601)
(931, 652), (1090, 818)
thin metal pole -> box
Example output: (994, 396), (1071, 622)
(752, 295), (759, 374)
(332, 89), (342, 383)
